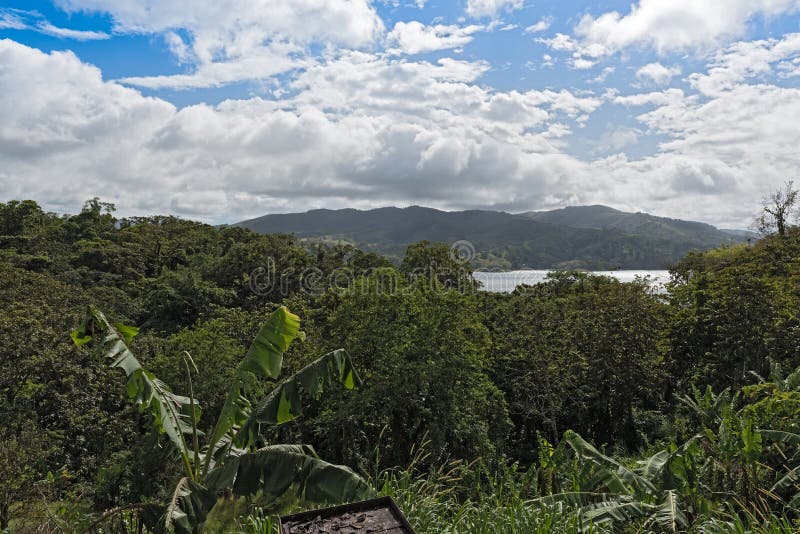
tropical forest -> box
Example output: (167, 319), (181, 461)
(1, 185), (800, 533)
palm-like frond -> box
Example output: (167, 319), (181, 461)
(72, 307), (196, 470)
(235, 349), (361, 447)
(203, 306), (301, 472)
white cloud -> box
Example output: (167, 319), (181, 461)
(0, 9), (26, 30)
(595, 126), (641, 153)
(589, 66), (615, 84)
(689, 33), (800, 95)
(571, 58), (596, 70)
(55, 0), (384, 48)
(0, 39), (175, 213)
(54, 0), (385, 89)
(0, 39), (602, 219)
(36, 22), (110, 40)
(0, 8), (109, 40)
(164, 32), (191, 63)
(601, 33), (800, 225)
(386, 21), (483, 55)
(777, 56), (800, 77)
(537, 0), (800, 72)
(3, 31), (800, 227)
(466, 0), (524, 19)
(119, 41), (309, 89)
(636, 62), (681, 85)
(536, 33), (575, 52)
(524, 17), (553, 34)
(614, 88), (687, 107)
(574, 0), (800, 56)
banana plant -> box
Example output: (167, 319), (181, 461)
(529, 430), (703, 532)
(72, 305), (373, 533)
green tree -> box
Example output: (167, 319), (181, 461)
(306, 273), (509, 469)
(0, 199), (45, 237)
(400, 240), (479, 292)
(667, 232), (800, 394)
(483, 272), (667, 454)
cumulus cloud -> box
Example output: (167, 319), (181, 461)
(53, 0), (384, 88)
(604, 37), (800, 225)
(594, 126), (641, 154)
(777, 57), (800, 77)
(575, 0), (800, 55)
(588, 66), (615, 84)
(55, 0), (384, 48)
(536, 33), (575, 52)
(0, 39), (174, 213)
(119, 41), (309, 89)
(537, 0), (800, 71)
(688, 33), (800, 95)
(2, 26), (800, 227)
(636, 63), (681, 85)
(0, 39), (601, 219)
(466, 0), (523, 19)
(386, 21), (483, 55)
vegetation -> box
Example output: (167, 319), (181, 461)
(0, 193), (798, 532)
(71, 306), (370, 532)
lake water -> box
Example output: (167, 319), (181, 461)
(473, 270), (671, 293)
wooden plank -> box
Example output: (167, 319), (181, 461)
(280, 497), (415, 534)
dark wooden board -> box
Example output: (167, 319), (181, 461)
(280, 497), (415, 534)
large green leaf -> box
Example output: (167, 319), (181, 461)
(562, 430), (656, 497)
(530, 492), (652, 530)
(646, 490), (688, 532)
(234, 349), (362, 447)
(165, 477), (217, 534)
(203, 306), (301, 472)
(167, 445), (374, 529)
(580, 496), (650, 525)
(71, 307), (194, 466)
(205, 444), (374, 505)
(539, 432), (694, 532)
(637, 435), (701, 491)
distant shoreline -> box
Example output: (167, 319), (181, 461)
(473, 269), (671, 293)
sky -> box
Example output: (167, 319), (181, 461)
(1, 1), (799, 227)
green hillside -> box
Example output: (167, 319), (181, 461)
(235, 205), (745, 269)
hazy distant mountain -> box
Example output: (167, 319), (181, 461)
(521, 205), (741, 249)
(235, 205), (746, 269)
(718, 228), (759, 239)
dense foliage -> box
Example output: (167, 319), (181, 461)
(1, 198), (799, 532)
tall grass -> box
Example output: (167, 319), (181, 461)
(377, 460), (600, 533)
(238, 442), (799, 533)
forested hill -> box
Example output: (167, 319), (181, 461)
(235, 205), (746, 269)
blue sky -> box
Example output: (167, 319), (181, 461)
(1, 0), (799, 226)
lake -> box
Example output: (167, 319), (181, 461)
(473, 270), (671, 293)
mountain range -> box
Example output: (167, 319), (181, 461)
(234, 205), (751, 269)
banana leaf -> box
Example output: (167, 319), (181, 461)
(72, 307), (195, 465)
(204, 306), (301, 470)
(234, 349), (361, 447)
(169, 445), (373, 532)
